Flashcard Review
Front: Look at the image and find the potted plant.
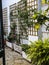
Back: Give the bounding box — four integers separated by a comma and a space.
21, 44, 31, 61
21, 39, 49, 65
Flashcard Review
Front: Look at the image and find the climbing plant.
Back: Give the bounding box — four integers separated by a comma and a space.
42, 0, 47, 4
42, 0, 49, 4
18, 0, 29, 39
9, 7, 21, 44
8, 22, 16, 42
8, 22, 17, 50
32, 7, 49, 30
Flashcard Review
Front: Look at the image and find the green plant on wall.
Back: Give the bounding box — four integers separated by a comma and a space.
42, 0, 47, 4
31, 8, 49, 39
10, 11, 13, 21
42, 0, 49, 4
18, 0, 29, 39
32, 9, 49, 30
10, 10, 18, 21
8, 22, 16, 42
8, 22, 17, 50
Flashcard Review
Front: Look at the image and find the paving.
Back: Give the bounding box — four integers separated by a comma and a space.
0, 47, 31, 65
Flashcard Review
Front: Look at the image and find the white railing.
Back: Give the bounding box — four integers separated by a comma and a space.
6, 41, 22, 54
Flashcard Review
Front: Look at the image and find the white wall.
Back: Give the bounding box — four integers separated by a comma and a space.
42, 4, 49, 40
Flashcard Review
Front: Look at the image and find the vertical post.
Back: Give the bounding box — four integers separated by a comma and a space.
8, 6, 10, 35
3, 52, 5, 65
0, 0, 5, 65
38, 0, 42, 40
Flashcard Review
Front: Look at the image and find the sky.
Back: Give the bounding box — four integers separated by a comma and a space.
2, 0, 20, 8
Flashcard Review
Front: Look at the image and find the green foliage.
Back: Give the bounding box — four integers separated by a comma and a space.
42, 0, 47, 4
8, 32, 17, 42
18, 0, 29, 39
21, 39, 49, 65
10, 11, 13, 21
42, 0, 49, 4
21, 44, 30, 53
10, 11, 18, 21
32, 9, 49, 29
10, 22, 16, 31
46, 24, 49, 31
32, 11, 49, 24
8, 22, 16, 42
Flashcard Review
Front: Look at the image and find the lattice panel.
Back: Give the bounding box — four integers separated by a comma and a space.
27, 0, 38, 36
18, 0, 38, 39
18, 0, 28, 39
